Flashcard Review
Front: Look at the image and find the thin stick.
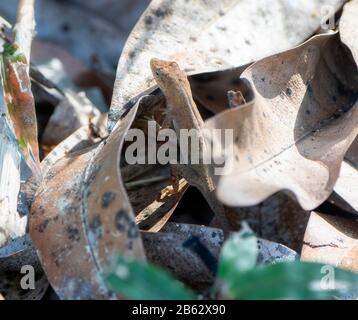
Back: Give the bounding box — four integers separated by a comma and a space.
125, 175, 170, 189
0, 0, 37, 247
15, 0, 35, 65
10, 0, 41, 178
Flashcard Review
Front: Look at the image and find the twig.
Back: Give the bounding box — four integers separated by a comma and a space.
125, 175, 170, 189
15, 0, 35, 66
0, 81, 24, 247
3, 0, 42, 178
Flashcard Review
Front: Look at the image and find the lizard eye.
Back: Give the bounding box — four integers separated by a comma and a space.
155, 71, 159, 76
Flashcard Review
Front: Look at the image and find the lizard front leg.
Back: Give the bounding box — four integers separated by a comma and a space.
157, 165, 181, 199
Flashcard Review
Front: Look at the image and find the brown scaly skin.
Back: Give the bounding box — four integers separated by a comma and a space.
150, 58, 230, 230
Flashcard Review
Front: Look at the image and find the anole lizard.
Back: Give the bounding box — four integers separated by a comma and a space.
150, 58, 229, 230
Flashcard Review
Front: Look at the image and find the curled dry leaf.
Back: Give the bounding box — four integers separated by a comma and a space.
205, 33, 358, 210
190, 51, 357, 215
108, 0, 345, 128
21, 124, 106, 227
31, 144, 110, 299
301, 212, 358, 273
30, 100, 146, 298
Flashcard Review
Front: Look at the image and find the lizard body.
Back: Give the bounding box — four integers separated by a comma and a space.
150, 58, 229, 230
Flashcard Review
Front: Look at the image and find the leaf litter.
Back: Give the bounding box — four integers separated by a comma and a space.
0, 0, 357, 300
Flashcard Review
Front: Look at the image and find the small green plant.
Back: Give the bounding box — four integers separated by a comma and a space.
2, 43, 26, 63
104, 255, 195, 300
217, 223, 358, 299
103, 223, 358, 300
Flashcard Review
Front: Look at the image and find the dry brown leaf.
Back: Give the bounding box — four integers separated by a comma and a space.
31, 144, 110, 299
205, 33, 358, 210
301, 212, 358, 273
30, 98, 148, 299
226, 193, 310, 252
108, 0, 345, 128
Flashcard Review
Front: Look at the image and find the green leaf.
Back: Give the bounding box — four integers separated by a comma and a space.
217, 223, 358, 300
218, 222, 258, 281
223, 261, 358, 300
2, 43, 26, 63
3, 43, 17, 56
103, 255, 195, 300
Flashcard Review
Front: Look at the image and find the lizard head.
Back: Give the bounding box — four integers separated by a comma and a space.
150, 58, 189, 95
